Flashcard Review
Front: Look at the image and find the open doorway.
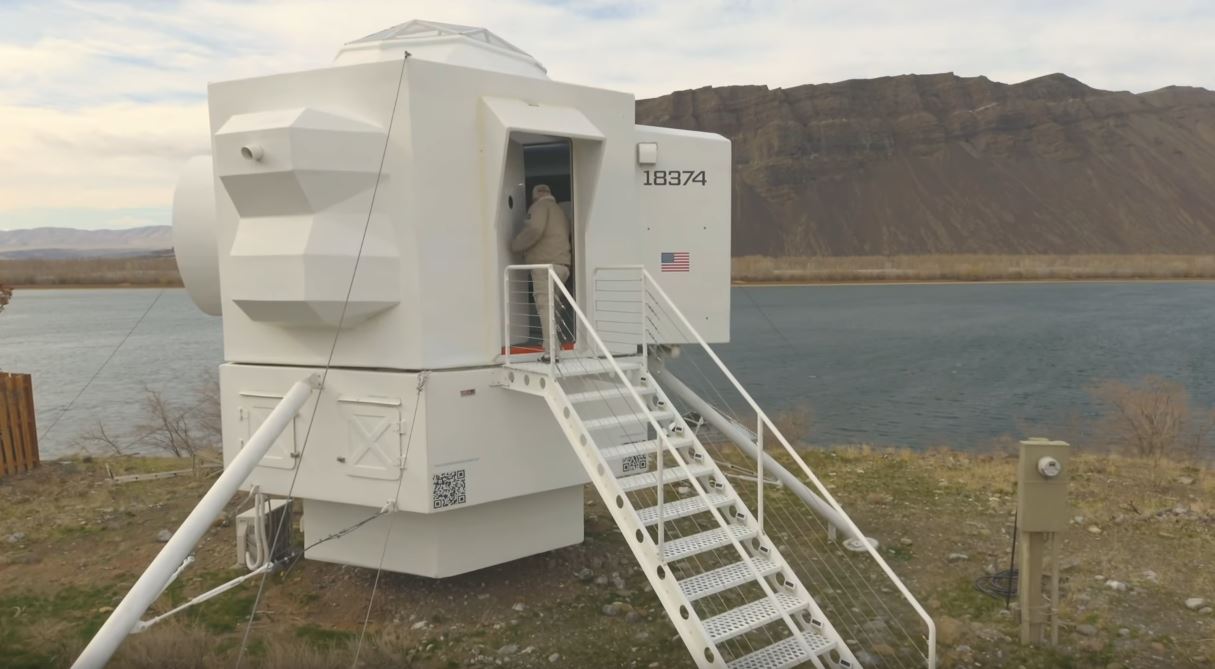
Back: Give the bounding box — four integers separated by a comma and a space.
521, 139, 575, 350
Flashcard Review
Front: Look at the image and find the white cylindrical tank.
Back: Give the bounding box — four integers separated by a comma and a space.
171, 155, 221, 315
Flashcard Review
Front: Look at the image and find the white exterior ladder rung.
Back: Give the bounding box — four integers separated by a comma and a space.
728, 630, 837, 669
565, 385, 657, 404
660, 524, 755, 563
703, 591, 809, 645
599, 437, 691, 461
678, 555, 782, 602
619, 462, 715, 493
636, 492, 733, 526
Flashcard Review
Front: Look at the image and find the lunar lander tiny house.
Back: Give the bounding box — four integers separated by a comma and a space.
78, 21, 934, 668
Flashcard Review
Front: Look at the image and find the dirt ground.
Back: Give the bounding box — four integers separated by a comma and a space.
0, 448, 1211, 668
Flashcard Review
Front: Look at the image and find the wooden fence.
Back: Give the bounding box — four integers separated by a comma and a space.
0, 372, 39, 476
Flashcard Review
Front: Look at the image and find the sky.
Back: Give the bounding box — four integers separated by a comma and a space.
2, 0, 1214, 231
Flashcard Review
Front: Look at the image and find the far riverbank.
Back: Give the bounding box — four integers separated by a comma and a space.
4, 253, 1215, 289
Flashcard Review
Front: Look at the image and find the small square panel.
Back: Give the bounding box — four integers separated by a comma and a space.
637, 142, 658, 165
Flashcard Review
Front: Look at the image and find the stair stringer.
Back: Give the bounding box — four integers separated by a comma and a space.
522, 373, 726, 667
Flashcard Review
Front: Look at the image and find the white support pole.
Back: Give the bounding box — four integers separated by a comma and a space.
73, 375, 319, 669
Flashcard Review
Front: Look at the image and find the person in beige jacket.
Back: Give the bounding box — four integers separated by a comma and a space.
512, 184, 571, 360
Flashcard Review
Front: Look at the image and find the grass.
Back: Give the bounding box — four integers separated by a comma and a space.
733, 254, 1215, 283
0, 449, 1210, 667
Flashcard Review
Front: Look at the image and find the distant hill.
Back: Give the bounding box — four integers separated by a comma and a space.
0, 226, 172, 259
636, 73, 1215, 256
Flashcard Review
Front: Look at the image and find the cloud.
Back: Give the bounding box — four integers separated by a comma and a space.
2, 0, 1214, 229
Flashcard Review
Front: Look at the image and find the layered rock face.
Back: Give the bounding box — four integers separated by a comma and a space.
636, 73, 1215, 256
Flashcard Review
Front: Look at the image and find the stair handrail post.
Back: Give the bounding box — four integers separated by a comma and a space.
552, 268, 816, 664
638, 268, 937, 668
756, 414, 764, 533
639, 270, 648, 370
73, 374, 320, 669
503, 266, 512, 366
546, 265, 556, 375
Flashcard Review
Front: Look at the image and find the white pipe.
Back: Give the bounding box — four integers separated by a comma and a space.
656, 368, 862, 542
73, 375, 319, 669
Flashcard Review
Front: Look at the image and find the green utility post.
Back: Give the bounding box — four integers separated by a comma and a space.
1016, 438, 1071, 645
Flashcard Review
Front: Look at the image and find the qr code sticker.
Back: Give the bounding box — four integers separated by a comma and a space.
432, 469, 467, 509
620, 454, 649, 474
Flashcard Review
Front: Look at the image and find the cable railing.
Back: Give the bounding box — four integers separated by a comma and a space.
503, 264, 828, 666
593, 265, 937, 668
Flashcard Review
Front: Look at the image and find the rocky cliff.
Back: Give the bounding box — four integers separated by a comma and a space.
636, 73, 1215, 256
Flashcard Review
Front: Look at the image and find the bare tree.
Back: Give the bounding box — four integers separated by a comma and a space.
0, 284, 11, 314
74, 421, 133, 456
138, 386, 204, 458
192, 372, 222, 448
1092, 376, 1207, 466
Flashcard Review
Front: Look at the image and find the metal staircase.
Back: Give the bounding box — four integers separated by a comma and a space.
501, 264, 935, 669
502, 356, 848, 668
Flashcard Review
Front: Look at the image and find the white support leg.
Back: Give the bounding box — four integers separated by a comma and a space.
72, 375, 319, 669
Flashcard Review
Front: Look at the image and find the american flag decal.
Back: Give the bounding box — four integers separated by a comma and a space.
660, 251, 690, 272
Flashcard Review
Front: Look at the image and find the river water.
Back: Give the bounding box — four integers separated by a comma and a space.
1, 283, 1211, 458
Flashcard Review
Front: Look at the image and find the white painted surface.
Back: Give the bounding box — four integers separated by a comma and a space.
170, 19, 732, 576
303, 486, 583, 577
221, 364, 586, 513
637, 126, 732, 343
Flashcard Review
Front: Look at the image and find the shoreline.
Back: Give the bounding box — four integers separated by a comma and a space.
8, 283, 182, 290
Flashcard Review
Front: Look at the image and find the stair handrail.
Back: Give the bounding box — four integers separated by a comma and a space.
506, 263, 819, 666
598, 264, 937, 668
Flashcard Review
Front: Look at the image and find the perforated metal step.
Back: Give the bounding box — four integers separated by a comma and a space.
580, 409, 674, 432
636, 492, 733, 526
678, 555, 781, 601
565, 385, 657, 404
506, 357, 643, 378
599, 436, 692, 461
728, 630, 836, 669
660, 524, 755, 563
703, 591, 809, 644
619, 462, 714, 492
